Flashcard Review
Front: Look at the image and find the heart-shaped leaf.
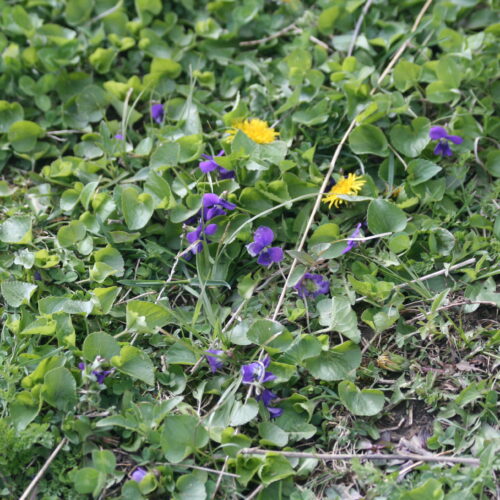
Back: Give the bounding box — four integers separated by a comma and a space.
367, 199, 407, 234
57, 220, 86, 248
1, 281, 37, 308
390, 117, 430, 157
338, 380, 385, 416
349, 124, 389, 157
160, 415, 209, 463
111, 345, 155, 385
303, 341, 361, 381
121, 187, 154, 230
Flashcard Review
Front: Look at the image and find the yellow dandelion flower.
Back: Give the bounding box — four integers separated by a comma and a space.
322, 173, 366, 208
227, 119, 278, 144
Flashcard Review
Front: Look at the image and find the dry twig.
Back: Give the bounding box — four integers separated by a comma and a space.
347, 0, 375, 57
19, 438, 68, 500
239, 448, 480, 466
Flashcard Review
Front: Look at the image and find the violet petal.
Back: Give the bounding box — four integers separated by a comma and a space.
429, 126, 448, 140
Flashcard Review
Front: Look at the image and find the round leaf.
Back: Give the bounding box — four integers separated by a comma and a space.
8, 120, 44, 153
160, 415, 209, 463
0, 216, 32, 244
338, 380, 385, 416
390, 118, 430, 158
83, 332, 121, 361
367, 199, 407, 234
1, 281, 37, 308
349, 124, 388, 157
0, 101, 24, 133
41, 366, 77, 411
303, 341, 361, 381
122, 188, 154, 230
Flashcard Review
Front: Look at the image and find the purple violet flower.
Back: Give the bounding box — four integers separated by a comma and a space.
186, 223, 218, 254
183, 194, 236, 258
92, 370, 112, 385
341, 222, 363, 255
258, 389, 283, 418
202, 193, 236, 221
246, 226, 284, 267
205, 349, 224, 373
294, 273, 330, 299
115, 133, 124, 140
131, 467, 147, 482
151, 103, 164, 124
429, 126, 463, 157
78, 362, 112, 384
199, 151, 236, 179
241, 355, 276, 384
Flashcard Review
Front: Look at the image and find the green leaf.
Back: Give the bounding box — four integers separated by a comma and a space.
92, 286, 121, 314
10, 390, 41, 431
349, 124, 389, 157
485, 150, 500, 178
338, 380, 385, 416
1, 281, 37, 308
361, 306, 400, 333
303, 341, 361, 381
126, 300, 172, 333
89, 48, 116, 74
318, 6, 341, 35
65, 0, 94, 25
229, 399, 259, 426
38, 296, 93, 316
0, 101, 24, 132
282, 335, 322, 364
161, 415, 209, 463
235, 456, 262, 487
308, 223, 340, 247
83, 332, 121, 361
57, 220, 86, 248
41, 367, 77, 411
0, 216, 32, 244
8, 120, 44, 153
150, 142, 180, 168
246, 319, 285, 345
426, 81, 456, 104
73, 468, 106, 496
174, 473, 207, 500
317, 297, 361, 343
390, 118, 430, 158
165, 343, 198, 365
393, 60, 422, 92
122, 187, 155, 230
0, 181, 17, 197
258, 453, 295, 485
150, 58, 182, 79
407, 159, 442, 186
21, 317, 57, 335
258, 422, 288, 447
177, 134, 203, 163
111, 345, 155, 385
367, 199, 407, 234
90, 246, 124, 282
436, 56, 462, 88
429, 228, 455, 256
400, 478, 444, 500
144, 171, 174, 209
92, 450, 116, 474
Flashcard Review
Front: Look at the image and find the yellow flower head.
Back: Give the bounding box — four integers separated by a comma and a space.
322, 173, 366, 208
227, 119, 278, 144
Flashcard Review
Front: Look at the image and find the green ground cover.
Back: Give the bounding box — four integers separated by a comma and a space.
0, 0, 499, 498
